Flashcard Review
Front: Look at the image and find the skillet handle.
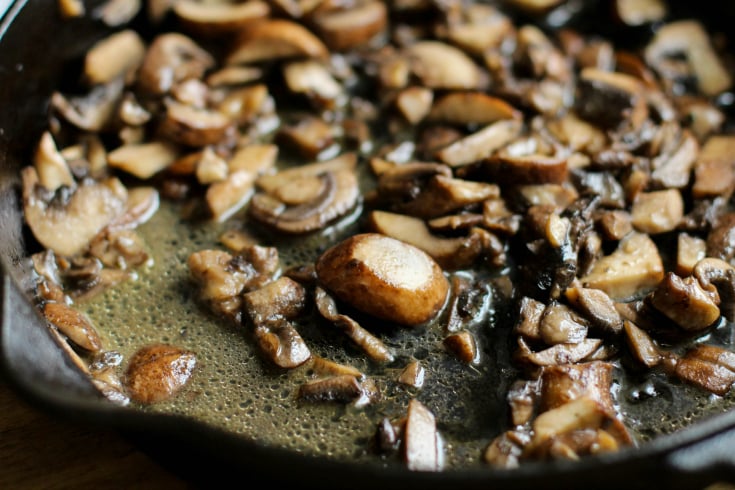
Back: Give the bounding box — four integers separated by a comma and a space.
665, 426, 735, 486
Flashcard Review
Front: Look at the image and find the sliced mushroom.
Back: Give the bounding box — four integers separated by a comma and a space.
51, 77, 124, 132
93, 0, 141, 27
515, 337, 602, 367
648, 272, 721, 331
124, 343, 197, 404
539, 361, 615, 413
539, 302, 589, 345
276, 115, 337, 160
226, 19, 329, 65
443, 330, 479, 364
206, 170, 257, 222
565, 286, 623, 335
298, 374, 369, 403
137, 33, 215, 96
315, 233, 449, 327
623, 320, 663, 368
580, 231, 664, 301
22, 168, 127, 257
403, 399, 442, 471
436, 119, 523, 167
173, 0, 270, 36
84, 29, 146, 85
676, 233, 707, 277
388, 175, 500, 219
398, 360, 425, 388
692, 135, 735, 199
107, 141, 180, 179
693, 258, 735, 322
310, 1, 388, 52
575, 68, 647, 131
34, 131, 74, 192
158, 98, 234, 148
630, 189, 684, 235
674, 349, 735, 396
43, 302, 103, 353
282, 60, 344, 109
614, 0, 667, 26
404, 40, 484, 90
395, 86, 433, 125
368, 210, 485, 270
427, 92, 521, 126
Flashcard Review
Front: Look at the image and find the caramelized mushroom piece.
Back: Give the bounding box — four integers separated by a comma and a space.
404, 40, 484, 90
443, 330, 479, 365
427, 92, 521, 126
173, 0, 270, 36
648, 272, 721, 331
675, 347, 735, 396
124, 344, 197, 404
310, 0, 388, 52
298, 374, 377, 404
226, 19, 329, 65
623, 320, 663, 368
398, 360, 425, 388
692, 135, 735, 199
107, 141, 180, 179
43, 302, 103, 353
315, 233, 449, 326
137, 33, 215, 96
565, 286, 623, 335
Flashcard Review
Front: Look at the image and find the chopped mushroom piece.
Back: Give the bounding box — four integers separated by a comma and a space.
173, 0, 270, 37
124, 344, 197, 404
436, 119, 523, 168
539, 302, 589, 345
298, 374, 371, 404
443, 330, 479, 365
403, 399, 443, 472
83, 29, 146, 85
427, 92, 520, 126
395, 86, 433, 125
206, 170, 257, 222
565, 286, 623, 335
676, 233, 707, 277
51, 78, 124, 132
137, 33, 214, 96
648, 272, 721, 331
34, 131, 74, 192
404, 40, 484, 90
575, 68, 647, 131
615, 0, 667, 26
108, 141, 180, 179
226, 19, 329, 65
692, 135, 735, 199
623, 320, 663, 368
43, 302, 103, 353
539, 362, 616, 413
310, 1, 388, 52
516, 337, 602, 367
398, 360, 425, 388
693, 258, 735, 322
674, 350, 735, 396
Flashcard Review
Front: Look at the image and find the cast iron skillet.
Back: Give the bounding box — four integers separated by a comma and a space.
3, 1, 735, 488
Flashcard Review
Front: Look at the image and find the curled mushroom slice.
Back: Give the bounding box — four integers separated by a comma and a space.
368, 210, 486, 271
311, 0, 388, 52
22, 168, 127, 257
43, 302, 103, 353
124, 343, 197, 404
630, 189, 684, 235
84, 29, 146, 85
443, 330, 479, 365
173, 0, 270, 37
315, 286, 394, 363
404, 40, 484, 90
226, 19, 329, 65
249, 157, 360, 234
137, 33, 215, 96
315, 233, 449, 327
388, 175, 500, 219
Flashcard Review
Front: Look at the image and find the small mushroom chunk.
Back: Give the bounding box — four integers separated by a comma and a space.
436, 119, 523, 168
565, 286, 623, 335
648, 272, 721, 331
707, 213, 735, 265
277, 115, 337, 160
309, 356, 364, 379
310, 1, 388, 52
34, 131, 74, 192
242, 277, 311, 369
615, 0, 667, 26
623, 320, 663, 368
226, 19, 329, 65
516, 337, 602, 367
398, 360, 425, 388
395, 86, 433, 125
692, 135, 735, 200
43, 302, 103, 353
158, 99, 234, 148
282, 60, 344, 110
508, 379, 539, 426
404, 40, 484, 90
580, 232, 664, 301
51, 78, 124, 132
22, 168, 127, 257
539, 303, 589, 345
514, 296, 546, 341
137, 33, 215, 96
574, 68, 647, 131
539, 362, 615, 413
427, 92, 520, 126
368, 210, 485, 270
595, 210, 632, 242
676, 233, 707, 276
443, 330, 479, 364
478, 154, 568, 187
484, 430, 526, 469
108, 141, 180, 179
298, 374, 370, 404
93, 0, 142, 27
674, 347, 735, 396
314, 286, 394, 363
173, 0, 270, 37
84, 29, 146, 85
315, 233, 449, 327
650, 131, 699, 190
403, 399, 442, 472
124, 343, 197, 404
693, 258, 735, 322
388, 175, 500, 219
249, 154, 360, 234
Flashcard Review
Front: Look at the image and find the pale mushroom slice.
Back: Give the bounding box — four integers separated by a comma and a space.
34, 131, 74, 192
206, 170, 257, 222
22, 167, 127, 257
645, 20, 732, 96
580, 231, 665, 301
310, 0, 388, 52
282, 60, 344, 109
255, 152, 356, 194
394, 86, 433, 125
368, 210, 486, 271
51, 77, 125, 132
403, 399, 443, 472
439, 3, 513, 56
427, 92, 521, 126
107, 141, 180, 179
93, 0, 142, 27
436, 119, 523, 167
404, 40, 484, 90
692, 135, 735, 199
173, 0, 271, 36
614, 0, 666, 26
84, 29, 146, 85
630, 189, 684, 235
137, 33, 215, 96
226, 19, 329, 65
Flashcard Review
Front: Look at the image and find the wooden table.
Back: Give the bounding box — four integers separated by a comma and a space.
0, 376, 190, 489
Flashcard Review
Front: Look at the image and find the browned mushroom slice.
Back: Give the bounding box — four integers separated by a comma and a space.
648, 272, 721, 331
368, 210, 485, 270
676, 233, 707, 277
398, 360, 425, 388
84, 29, 145, 86
314, 286, 394, 363
404, 40, 484, 90
59, 0, 84, 18
173, 0, 270, 36
315, 233, 449, 327
565, 286, 623, 335
644, 20, 732, 96
693, 258, 735, 322
623, 320, 663, 368
226, 19, 329, 65
649, 131, 699, 190
395, 86, 433, 125
88, 228, 149, 270
93, 0, 141, 27
403, 399, 442, 472
311, 1, 388, 52
51, 77, 124, 132
443, 330, 479, 364
528, 396, 615, 452
427, 92, 520, 126
158, 99, 234, 148
575, 68, 647, 131
206, 65, 264, 88
516, 337, 602, 367
539, 361, 615, 413
195, 147, 229, 184
89, 350, 129, 405
507, 378, 539, 426
391, 175, 500, 219
309, 356, 364, 378
108, 141, 180, 179
580, 231, 664, 301
282, 60, 344, 110
674, 349, 735, 396
34, 131, 74, 192
137, 33, 215, 96
124, 343, 197, 404
539, 302, 589, 345
256, 152, 356, 193
298, 374, 368, 403
436, 119, 523, 168
277, 115, 338, 160
43, 302, 103, 353
545, 113, 607, 155
595, 210, 632, 242
614, 0, 666, 25
440, 3, 512, 55
692, 135, 735, 199
514, 296, 545, 341
480, 154, 568, 186
206, 170, 257, 222
22, 168, 127, 257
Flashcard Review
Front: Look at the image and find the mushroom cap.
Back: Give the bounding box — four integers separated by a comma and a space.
315, 233, 449, 327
